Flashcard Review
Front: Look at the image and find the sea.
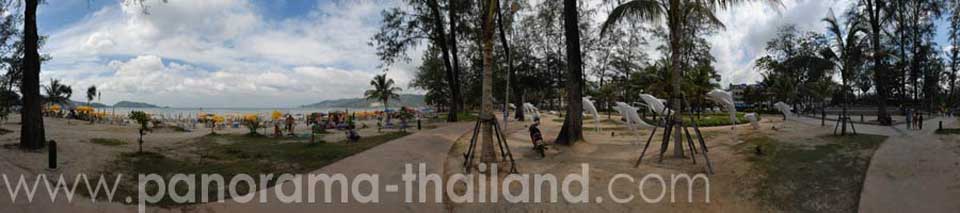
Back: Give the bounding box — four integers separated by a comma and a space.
95, 107, 382, 119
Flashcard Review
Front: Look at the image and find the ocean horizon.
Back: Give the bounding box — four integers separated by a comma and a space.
90, 107, 386, 118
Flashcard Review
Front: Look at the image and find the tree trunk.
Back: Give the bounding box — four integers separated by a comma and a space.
480, 0, 498, 164
447, 0, 464, 122
20, 0, 44, 150
555, 0, 583, 145
495, 0, 523, 122
667, 2, 683, 157
869, 2, 891, 125
427, 0, 460, 122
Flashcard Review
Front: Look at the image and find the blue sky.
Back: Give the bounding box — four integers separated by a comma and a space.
38, 0, 415, 108
30, 0, 956, 108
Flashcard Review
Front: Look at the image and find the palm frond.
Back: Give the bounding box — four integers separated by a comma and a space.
600, 0, 663, 38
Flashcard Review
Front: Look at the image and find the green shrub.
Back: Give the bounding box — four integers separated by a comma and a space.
90, 138, 128, 146
129, 111, 151, 153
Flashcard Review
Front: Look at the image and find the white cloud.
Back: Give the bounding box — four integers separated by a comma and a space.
43, 0, 417, 107
44, 0, 858, 107
709, 0, 855, 86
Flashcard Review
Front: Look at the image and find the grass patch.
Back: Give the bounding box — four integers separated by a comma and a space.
86, 131, 411, 207
738, 134, 886, 212
90, 138, 128, 146
437, 111, 479, 122
935, 128, 960, 135
685, 113, 754, 127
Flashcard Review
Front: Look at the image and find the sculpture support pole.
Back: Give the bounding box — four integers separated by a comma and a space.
729, 105, 737, 143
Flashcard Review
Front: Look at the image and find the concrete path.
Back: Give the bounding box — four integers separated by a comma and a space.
857, 116, 960, 213
790, 115, 960, 212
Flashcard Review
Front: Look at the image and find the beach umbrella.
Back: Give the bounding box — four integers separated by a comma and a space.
271, 110, 283, 121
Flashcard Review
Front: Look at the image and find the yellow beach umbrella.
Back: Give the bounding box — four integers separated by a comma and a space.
271, 110, 282, 120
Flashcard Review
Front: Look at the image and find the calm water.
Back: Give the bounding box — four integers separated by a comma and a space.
94, 107, 382, 118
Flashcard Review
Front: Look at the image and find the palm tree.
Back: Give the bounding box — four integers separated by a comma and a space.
86, 85, 98, 123
601, 0, 779, 156
365, 74, 402, 115
86, 85, 97, 106
478, 0, 499, 163
43, 79, 72, 108
822, 9, 865, 135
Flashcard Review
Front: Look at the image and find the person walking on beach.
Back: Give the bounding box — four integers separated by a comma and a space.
273, 120, 282, 137
906, 108, 913, 130
918, 112, 923, 130
285, 114, 296, 136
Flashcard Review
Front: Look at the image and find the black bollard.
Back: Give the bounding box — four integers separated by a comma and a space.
939, 121, 943, 131
860, 114, 864, 122
417, 119, 422, 130
821, 112, 825, 126
48, 140, 57, 170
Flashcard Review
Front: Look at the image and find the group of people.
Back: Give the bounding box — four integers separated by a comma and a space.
905, 109, 924, 130
273, 114, 297, 137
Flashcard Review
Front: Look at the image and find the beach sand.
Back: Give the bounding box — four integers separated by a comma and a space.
443, 113, 840, 212
0, 113, 421, 195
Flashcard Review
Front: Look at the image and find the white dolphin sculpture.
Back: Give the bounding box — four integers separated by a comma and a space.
614, 102, 655, 145
706, 89, 742, 143
583, 97, 600, 132
523, 103, 541, 120
639, 94, 673, 115
706, 89, 738, 126
745, 113, 760, 129
774, 102, 793, 118
615, 102, 655, 129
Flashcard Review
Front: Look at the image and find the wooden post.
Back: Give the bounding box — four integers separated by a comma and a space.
48, 140, 57, 170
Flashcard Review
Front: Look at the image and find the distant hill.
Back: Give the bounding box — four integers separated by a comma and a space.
301, 94, 425, 108
113, 101, 161, 108
67, 100, 109, 108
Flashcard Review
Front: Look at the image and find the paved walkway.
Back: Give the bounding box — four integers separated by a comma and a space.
795, 115, 960, 212
857, 116, 960, 213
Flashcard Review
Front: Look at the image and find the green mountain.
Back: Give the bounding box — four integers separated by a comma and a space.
301, 94, 425, 108
113, 101, 161, 108
67, 100, 109, 108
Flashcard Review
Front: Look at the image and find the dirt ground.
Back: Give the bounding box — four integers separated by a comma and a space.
443, 113, 854, 212
0, 113, 420, 190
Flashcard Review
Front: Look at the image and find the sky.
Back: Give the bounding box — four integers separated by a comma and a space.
34, 0, 952, 108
